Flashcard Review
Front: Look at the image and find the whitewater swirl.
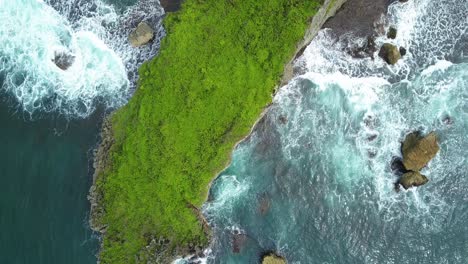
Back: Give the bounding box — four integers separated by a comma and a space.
0, 0, 164, 118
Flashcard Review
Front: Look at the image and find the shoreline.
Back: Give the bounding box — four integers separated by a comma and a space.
88, 0, 349, 262
204, 0, 347, 202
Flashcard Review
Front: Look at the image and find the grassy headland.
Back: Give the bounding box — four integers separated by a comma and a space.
93, 0, 323, 262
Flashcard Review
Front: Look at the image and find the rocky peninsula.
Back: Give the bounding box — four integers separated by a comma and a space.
89, 0, 348, 263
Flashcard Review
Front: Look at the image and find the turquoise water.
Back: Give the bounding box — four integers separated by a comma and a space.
203, 0, 468, 263
0, 0, 163, 262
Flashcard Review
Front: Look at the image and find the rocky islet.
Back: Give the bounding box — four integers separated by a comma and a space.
395, 131, 440, 190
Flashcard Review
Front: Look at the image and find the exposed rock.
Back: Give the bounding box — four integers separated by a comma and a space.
399, 0, 409, 2
262, 253, 286, 264
129, 22, 154, 47
281, 0, 348, 85
399, 46, 407, 56
160, 0, 182, 12
387, 27, 397, 39
402, 132, 440, 171
398, 171, 429, 189
323, 0, 390, 39
378, 43, 401, 64
52, 50, 75, 70
349, 36, 378, 59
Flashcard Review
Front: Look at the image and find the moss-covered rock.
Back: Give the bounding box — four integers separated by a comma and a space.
378, 43, 401, 64
402, 132, 440, 171
387, 27, 397, 39
262, 253, 286, 264
398, 171, 429, 189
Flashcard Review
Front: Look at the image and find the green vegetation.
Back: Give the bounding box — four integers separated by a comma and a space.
95, 0, 322, 262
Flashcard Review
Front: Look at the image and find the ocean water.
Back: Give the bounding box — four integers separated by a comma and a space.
202, 0, 468, 263
0, 0, 164, 263
0, 0, 164, 117
0, 100, 100, 264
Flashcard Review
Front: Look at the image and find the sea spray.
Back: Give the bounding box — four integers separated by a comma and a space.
203, 0, 468, 263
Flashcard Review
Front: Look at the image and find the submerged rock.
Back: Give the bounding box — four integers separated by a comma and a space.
398, 171, 429, 189
129, 22, 154, 47
52, 50, 75, 70
379, 43, 401, 64
402, 132, 440, 171
258, 193, 271, 215
387, 27, 397, 39
231, 232, 247, 253
262, 253, 286, 264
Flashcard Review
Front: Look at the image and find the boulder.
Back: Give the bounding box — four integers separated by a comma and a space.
129, 22, 154, 47
402, 132, 440, 171
262, 253, 286, 264
52, 50, 75, 70
387, 27, 397, 39
398, 171, 429, 189
399, 47, 407, 56
258, 193, 271, 215
379, 43, 401, 64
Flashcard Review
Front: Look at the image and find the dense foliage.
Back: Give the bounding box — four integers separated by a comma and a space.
96, 0, 322, 262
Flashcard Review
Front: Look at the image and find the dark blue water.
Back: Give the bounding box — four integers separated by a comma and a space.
0, 0, 164, 262
0, 97, 100, 263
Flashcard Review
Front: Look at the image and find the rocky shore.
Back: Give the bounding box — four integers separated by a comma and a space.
218, 0, 411, 261
88, 0, 352, 262
90, 0, 421, 261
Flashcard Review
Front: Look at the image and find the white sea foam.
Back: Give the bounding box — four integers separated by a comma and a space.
0, 0, 164, 117
201, 0, 467, 261
275, 0, 468, 228
203, 174, 251, 221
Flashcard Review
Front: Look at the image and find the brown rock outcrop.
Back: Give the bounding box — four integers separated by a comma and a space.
379, 43, 401, 64
398, 171, 429, 189
402, 132, 440, 171
129, 22, 154, 47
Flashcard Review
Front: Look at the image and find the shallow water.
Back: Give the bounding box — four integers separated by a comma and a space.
203, 0, 468, 263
